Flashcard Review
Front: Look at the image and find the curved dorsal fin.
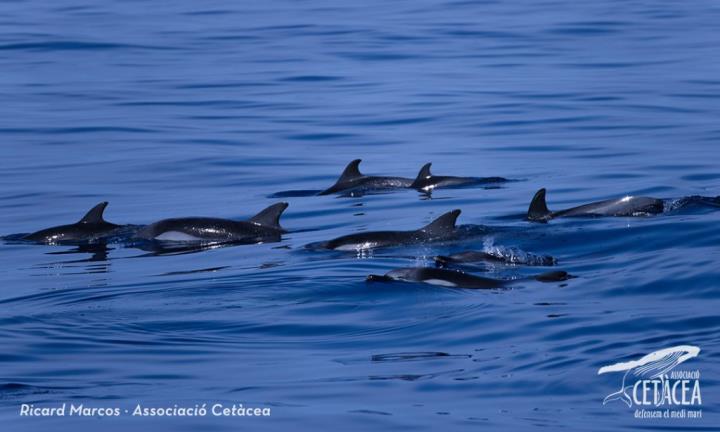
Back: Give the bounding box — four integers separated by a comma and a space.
249, 202, 289, 229
410, 162, 433, 189
79, 202, 109, 224
419, 209, 461, 235
417, 162, 432, 179
338, 159, 363, 182
527, 188, 551, 221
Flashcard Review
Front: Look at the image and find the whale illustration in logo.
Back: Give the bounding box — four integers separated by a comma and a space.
598, 345, 700, 407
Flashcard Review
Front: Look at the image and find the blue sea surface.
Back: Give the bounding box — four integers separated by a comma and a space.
1, 1, 719, 430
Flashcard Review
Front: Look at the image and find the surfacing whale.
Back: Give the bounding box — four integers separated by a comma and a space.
135, 202, 288, 243
367, 267, 570, 289
319, 159, 413, 196
410, 163, 508, 191
316, 209, 462, 251
527, 188, 665, 222
22, 201, 122, 244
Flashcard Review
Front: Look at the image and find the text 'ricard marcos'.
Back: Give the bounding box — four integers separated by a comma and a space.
20, 404, 121, 417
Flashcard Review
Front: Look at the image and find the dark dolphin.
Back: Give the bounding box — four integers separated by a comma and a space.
135, 202, 288, 243
367, 267, 570, 289
434, 249, 557, 267
410, 163, 508, 191
22, 201, 122, 244
318, 159, 413, 195
317, 209, 462, 251
527, 188, 665, 222
668, 195, 720, 210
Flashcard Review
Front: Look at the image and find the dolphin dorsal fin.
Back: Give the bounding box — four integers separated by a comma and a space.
527, 188, 551, 221
419, 209, 461, 235
79, 202, 109, 224
411, 162, 433, 188
417, 162, 432, 179
319, 159, 364, 195
338, 159, 363, 182
249, 202, 289, 229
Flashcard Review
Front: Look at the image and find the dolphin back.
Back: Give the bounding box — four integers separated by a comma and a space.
533, 271, 570, 282
21, 201, 118, 243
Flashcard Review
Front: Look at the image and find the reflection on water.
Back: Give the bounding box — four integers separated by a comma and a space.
44, 243, 111, 263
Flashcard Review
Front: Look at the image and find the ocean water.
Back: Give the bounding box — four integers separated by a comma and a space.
1, 1, 719, 430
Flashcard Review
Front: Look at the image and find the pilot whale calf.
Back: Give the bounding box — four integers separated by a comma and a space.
410, 163, 508, 191
135, 202, 288, 243
367, 267, 570, 289
22, 201, 122, 244
527, 188, 665, 222
317, 209, 462, 251
318, 159, 413, 195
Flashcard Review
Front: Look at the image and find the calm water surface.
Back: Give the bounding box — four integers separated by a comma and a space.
1, 1, 719, 430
